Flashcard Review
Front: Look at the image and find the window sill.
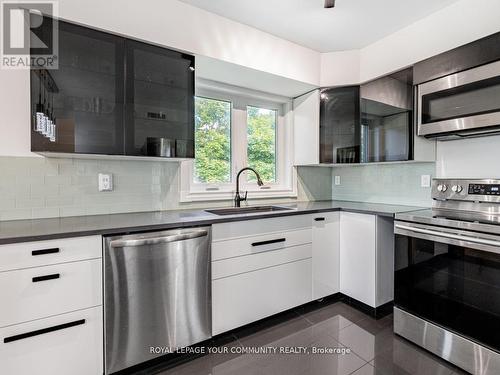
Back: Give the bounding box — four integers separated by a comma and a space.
179, 188, 297, 203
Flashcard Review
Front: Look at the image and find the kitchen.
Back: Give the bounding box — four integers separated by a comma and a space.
0, 0, 500, 374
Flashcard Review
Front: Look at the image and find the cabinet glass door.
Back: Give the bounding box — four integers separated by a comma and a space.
360, 68, 413, 162
31, 19, 125, 154
125, 41, 195, 158
319, 86, 360, 164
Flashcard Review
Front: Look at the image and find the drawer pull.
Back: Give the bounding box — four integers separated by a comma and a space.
251, 238, 286, 247
314, 217, 325, 221
32, 273, 60, 283
3, 319, 86, 343
32, 248, 60, 256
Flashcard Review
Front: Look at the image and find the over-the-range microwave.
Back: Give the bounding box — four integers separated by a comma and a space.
417, 59, 500, 140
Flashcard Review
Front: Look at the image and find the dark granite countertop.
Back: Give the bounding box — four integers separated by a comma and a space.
0, 200, 428, 245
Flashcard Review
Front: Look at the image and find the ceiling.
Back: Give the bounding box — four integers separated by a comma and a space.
179, 0, 460, 52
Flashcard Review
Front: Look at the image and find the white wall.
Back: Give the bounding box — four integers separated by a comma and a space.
436, 136, 500, 178
359, 0, 500, 82
320, 0, 500, 86
0, 70, 31, 157
320, 50, 360, 87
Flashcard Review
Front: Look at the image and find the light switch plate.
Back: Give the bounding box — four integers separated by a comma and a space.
334, 175, 341, 185
98, 173, 113, 192
421, 175, 431, 188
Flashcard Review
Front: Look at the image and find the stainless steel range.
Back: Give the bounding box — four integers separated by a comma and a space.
394, 178, 500, 375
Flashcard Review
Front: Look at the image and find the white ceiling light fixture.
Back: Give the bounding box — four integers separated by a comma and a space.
324, 0, 336, 8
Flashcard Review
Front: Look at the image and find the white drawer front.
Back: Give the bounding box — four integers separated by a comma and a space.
0, 236, 102, 272
212, 228, 312, 261
212, 258, 312, 335
0, 259, 102, 328
212, 214, 312, 241
212, 243, 312, 280
0, 306, 103, 375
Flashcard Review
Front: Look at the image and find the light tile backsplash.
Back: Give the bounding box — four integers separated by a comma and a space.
331, 162, 435, 207
296, 166, 333, 201
0, 157, 331, 221
0, 156, 433, 221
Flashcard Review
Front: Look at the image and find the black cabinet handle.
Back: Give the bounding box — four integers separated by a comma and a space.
32, 248, 59, 256
314, 217, 326, 221
4, 319, 86, 343
251, 238, 286, 247
32, 273, 60, 283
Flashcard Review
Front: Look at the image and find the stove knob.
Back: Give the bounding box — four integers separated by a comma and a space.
437, 184, 448, 192
452, 185, 463, 193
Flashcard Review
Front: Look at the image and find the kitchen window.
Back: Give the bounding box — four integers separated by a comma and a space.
180, 81, 295, 202
193, 97, 232, 184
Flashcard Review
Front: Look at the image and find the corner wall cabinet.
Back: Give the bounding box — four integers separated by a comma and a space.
30, 16, 194, 159
293, 67, 436, 165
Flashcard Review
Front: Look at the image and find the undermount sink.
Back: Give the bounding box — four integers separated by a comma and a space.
205, 205, 292, 216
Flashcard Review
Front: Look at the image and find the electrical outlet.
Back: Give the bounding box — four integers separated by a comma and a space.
334, 175, 341, 185
98, 173, 113, 192
421, 175, 431, 188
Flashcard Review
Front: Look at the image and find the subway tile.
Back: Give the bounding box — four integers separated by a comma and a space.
0, 198, 15, 210
32, 207, 60, 219
0, 208, 32, 221
59, 206, 87, 217
45, 195, 74, 207
45, 175, 72, 186
15, 197, 44, 209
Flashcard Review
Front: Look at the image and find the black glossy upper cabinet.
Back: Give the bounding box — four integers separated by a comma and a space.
31, 20, 125, 155
319, 86, 360, 163
31, 18, 195, 158
319, 68, 413, 164
125, 41, 195, 157
360, 68, 413, 162
414, 31, 500, 85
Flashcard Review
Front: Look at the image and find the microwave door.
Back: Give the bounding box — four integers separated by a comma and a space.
417, 60, 500, 137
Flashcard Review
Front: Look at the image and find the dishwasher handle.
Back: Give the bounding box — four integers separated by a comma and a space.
109, 230, 208, 248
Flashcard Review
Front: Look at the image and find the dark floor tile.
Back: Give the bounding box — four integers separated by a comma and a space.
298, 301, 368, 326
351, 363, 385, 375
371, 337, 454, 375
331, 322, 392, 362
236, 313, 312, 348
353, 314, 393, 335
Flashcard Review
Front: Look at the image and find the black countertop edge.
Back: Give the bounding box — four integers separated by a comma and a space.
0, 201, 428, 245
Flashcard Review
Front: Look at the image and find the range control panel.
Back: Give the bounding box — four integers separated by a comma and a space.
432, 178, 500, 202
469, 184, 500, 195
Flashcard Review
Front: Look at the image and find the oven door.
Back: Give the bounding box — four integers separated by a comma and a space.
394, 221, 500, 352
417, 60, 500, 138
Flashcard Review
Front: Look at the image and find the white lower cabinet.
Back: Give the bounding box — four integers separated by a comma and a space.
212, 259, 312, 335
0, 306, 103, 375
339, 212, 394, 308
312, 212, 340, 300
0, 259, 102, 327
211, 217, 313, 335
0, 236, 103, 375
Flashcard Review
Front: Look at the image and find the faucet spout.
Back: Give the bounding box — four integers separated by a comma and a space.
234, 167, 264, 207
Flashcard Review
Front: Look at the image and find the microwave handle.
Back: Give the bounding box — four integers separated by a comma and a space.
395, 224, 500, 248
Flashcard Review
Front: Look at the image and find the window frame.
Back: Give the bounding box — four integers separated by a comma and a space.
179, 80, 296, 202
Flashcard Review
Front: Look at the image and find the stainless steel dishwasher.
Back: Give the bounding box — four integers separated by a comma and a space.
103, 227, 211, 374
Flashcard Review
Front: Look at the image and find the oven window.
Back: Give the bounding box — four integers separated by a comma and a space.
395, 234, 500, 351
421, 75, 500, 124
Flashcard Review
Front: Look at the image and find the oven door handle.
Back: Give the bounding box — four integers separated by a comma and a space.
395, 224, 500, 247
